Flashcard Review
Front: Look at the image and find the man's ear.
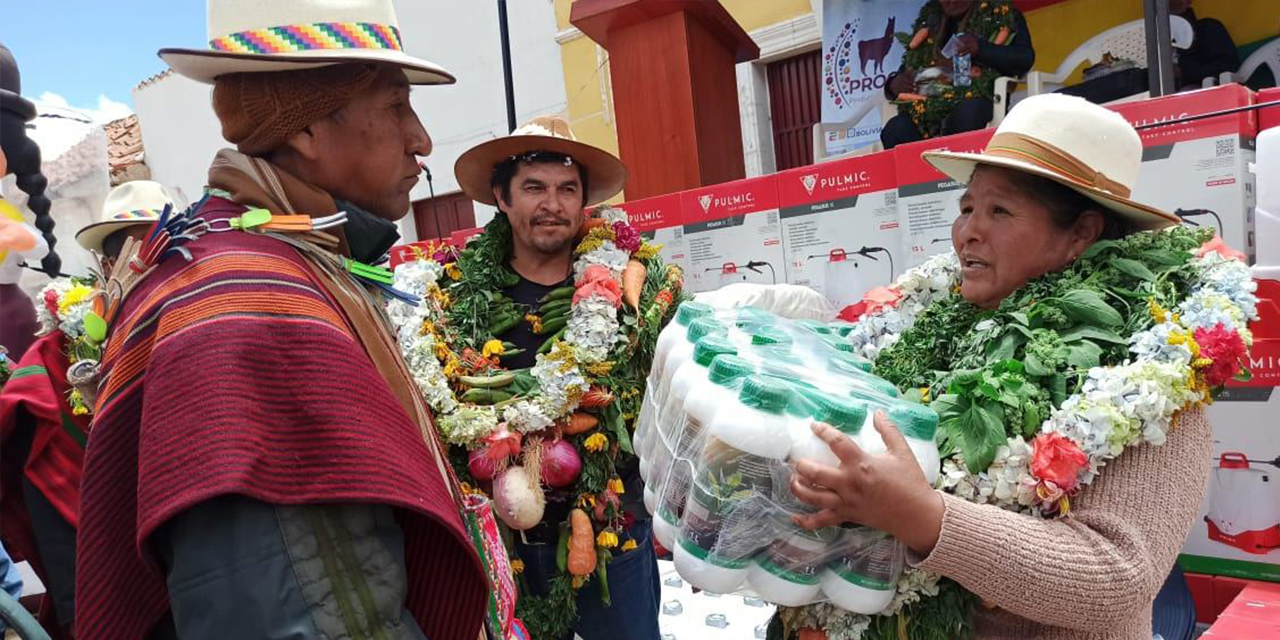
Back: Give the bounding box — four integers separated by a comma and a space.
280, 124, 322, 162
1072, 209, 1107, 254
492, 184, 506, 207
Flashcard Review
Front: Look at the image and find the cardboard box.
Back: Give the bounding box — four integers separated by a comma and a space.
1110, 84, 1259, 264
1179, 275, 1280, 583
613, 192, 689, 275
891, 129, 995, 269
1259, 88, 1280, 133
776, 152, 901, 308
679, 176, 785, 294
1203, 582, 1280, 638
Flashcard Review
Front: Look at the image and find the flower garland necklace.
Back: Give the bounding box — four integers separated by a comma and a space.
777, 226, 1257, 640
894, 0, 1016, 138
35, 277, 107, 415
388, 207, 684, 640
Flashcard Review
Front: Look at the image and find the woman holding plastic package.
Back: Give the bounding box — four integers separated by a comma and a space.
776, 94, 1256, 639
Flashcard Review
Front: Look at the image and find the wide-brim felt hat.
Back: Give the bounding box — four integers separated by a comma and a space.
922, 93, 1178, 230
455, 115, 627, 207
76, 180, 176, 253
158, 0, 455, 85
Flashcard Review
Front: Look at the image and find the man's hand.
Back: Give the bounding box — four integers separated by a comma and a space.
789, 411, 944, 555
888, 69, 917, 98
955, 33, 982, 56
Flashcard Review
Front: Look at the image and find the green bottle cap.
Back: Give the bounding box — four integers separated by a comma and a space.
829, 352, 873, 374
740, 375, 791, 415
821, 335, 855, 353
734, 306, 774, 328
828, 322, 855, 337
890, 403, 939, 440
676, 301, 714, 326
693, 334, 737, 367
709, 354, 754, 386
814, 395, 868, 435
686, 317, 725, 343
751, 326, 794, 346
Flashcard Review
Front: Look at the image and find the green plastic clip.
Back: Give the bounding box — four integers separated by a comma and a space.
344, 258, 394, 285
229, 208, 273, 230
83, 312, 108, 344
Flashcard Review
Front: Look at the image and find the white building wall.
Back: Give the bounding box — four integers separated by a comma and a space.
132, 0, 567, 240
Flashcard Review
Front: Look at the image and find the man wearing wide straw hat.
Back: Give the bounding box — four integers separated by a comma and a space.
448, 117, 663, 640
0, 180, 173, 638
74, 2, 486, 639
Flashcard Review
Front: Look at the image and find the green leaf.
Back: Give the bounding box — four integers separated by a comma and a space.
1049, 374, 1068, 405
1066, 341, 1103, 369
1023, 402, 1042, 439
1010, 312, 1030, 326
957, 401, 1007, 473
1059, 325, 1128, 345
930, 393, 964, 419
1024, 352, 1050, 376
987, 331, 1023, 361
1139, 249, 1190, 267
1080, 239, 1119, 261
978, 382, 1000, 401
1059, 289, 1123, 327
1111, 257, 1157, 281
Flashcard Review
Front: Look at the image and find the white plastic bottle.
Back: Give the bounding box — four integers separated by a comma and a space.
640, 315, 724, 481
748, 528, 836, 606
637, 301, 713, 478
889, 403, 941, 486
675, 375, 793, 593
821, 528, 903, 615
653, 353, 754, 549
789, 394, 869, 468
651, 334, 738, 544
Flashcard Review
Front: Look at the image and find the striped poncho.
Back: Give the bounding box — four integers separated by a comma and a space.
75, 197, 486, 640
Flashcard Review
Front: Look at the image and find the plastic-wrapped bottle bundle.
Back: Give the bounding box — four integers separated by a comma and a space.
637, 305, 940, 615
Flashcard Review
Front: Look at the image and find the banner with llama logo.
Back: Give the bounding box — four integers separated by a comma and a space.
820, 0, 925, 154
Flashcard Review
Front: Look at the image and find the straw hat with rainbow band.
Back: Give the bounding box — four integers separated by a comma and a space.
76, 181, 176, 254
158, 0, 454, 85
922, 93, 1180, 231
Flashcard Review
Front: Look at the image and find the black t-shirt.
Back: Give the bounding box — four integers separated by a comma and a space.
498, 273, 574, 370
499, 272, 648, 527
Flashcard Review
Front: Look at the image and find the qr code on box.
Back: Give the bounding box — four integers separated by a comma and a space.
1216, 138, 1235, 157
767, 211, 779, 224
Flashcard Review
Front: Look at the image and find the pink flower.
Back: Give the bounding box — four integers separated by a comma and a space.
1030, 433, 1088, 492
611, 221, 642, 254
484, 422, 523, 461
574, 279, 622, 308
1196, 236, 1246, 262
1194, 323, 1248, 387
42, 288, 60, 318
576, 264, 613, 286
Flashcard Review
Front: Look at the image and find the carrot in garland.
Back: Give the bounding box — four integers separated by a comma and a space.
993, 26, 1010, 45
567, 508, 597, 577
576, 216, 606, 241
562, 412, 599, 435
622, 259, 646, 310
909, 28, 929, 49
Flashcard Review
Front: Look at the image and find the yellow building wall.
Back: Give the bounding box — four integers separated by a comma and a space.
554, 0, 1278, 198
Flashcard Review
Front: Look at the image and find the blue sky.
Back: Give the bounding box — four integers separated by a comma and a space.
0, 0, 206, 119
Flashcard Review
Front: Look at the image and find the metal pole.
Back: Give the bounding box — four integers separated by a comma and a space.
497, 0, 517, 132
1143, 0, 1176, 97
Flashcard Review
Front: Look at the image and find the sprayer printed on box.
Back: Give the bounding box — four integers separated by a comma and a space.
892, 129, 994, 269
614, 192, 689, 276
1179, 279, 1280, 583
777, 152, 901, 309
1111, 85, 1259, 264
680, 177, 785, 294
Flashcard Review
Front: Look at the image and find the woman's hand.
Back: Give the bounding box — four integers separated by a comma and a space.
955, 33, 982, 56
790, 411, 945, 555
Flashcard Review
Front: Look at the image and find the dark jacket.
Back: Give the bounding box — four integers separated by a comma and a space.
1176, 9, 1239, 87
886, 5, 1036, 100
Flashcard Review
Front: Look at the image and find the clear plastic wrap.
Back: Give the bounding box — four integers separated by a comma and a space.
637, 303, 939, 613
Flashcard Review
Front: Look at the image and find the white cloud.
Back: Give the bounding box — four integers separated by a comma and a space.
36, 91, 133, 124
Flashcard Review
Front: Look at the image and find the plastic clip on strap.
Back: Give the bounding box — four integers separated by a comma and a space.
344, 258, 420, 306
225, 208, 349, 233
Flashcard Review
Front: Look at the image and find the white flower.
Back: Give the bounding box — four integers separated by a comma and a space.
598, 206, 630, 225
503, 399, 555, 434
574, 240, 629, 280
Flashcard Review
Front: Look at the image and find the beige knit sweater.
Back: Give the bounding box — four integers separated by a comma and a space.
916, 407, 1212, 640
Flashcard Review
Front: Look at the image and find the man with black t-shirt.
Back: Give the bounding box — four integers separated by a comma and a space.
453, 116, 661, 640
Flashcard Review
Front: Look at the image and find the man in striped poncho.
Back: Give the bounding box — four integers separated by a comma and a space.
73, 2, 489, 639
